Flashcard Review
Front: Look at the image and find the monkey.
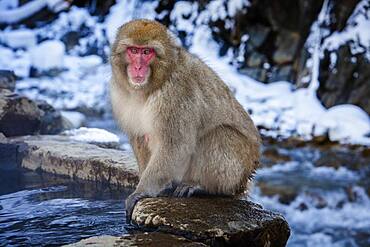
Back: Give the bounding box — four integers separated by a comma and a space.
110, 19, 261, 221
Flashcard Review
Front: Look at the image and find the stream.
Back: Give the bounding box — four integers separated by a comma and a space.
0, 117, 369, 246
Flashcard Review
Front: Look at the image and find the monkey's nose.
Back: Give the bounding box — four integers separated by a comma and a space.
134, 64, 142, 71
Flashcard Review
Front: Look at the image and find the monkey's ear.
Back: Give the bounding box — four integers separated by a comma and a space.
147, 40, 165, 58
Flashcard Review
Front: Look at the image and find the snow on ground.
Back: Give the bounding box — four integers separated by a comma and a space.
63, 127, 119, 144
16, 59, 109, 112
0, 0, 368, 146
30, 40, 66, 71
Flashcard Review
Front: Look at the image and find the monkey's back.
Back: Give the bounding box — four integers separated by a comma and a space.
169, 48, 261, 145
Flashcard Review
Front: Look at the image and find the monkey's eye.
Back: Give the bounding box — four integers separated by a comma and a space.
129, 47, 138, 54
142, 48, 152, 55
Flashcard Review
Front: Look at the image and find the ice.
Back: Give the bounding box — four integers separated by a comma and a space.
63, 127, 120, 144
0, 29, 36, 48
30, 40, 66, 71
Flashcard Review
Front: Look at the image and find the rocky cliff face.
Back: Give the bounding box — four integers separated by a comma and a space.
155, 0, 369, 115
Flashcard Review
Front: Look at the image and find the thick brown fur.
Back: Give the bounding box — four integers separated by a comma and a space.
110, 20, 261, 217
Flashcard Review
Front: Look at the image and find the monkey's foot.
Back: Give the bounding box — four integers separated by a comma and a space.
125, 192, 147, 222
173, 183, 204, 198
158, 181, 177, 196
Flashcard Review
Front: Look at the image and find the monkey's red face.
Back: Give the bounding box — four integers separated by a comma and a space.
126, 46, 156, 88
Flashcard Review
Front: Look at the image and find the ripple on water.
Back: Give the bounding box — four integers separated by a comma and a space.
0, 177, 128, 247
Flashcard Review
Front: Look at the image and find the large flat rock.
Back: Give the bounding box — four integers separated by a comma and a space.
132, 197, 290, 247
64, 232, 206, 247
9, 135, 139, 188
3, 134, 290, 246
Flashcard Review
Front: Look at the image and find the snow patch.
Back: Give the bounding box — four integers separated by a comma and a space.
63, 127, 119, 144
104, 0, 157, 44
30, 40, 66, 71
323, 0, 370, 59
60, 111, 86, 128
0, 29, 36, 48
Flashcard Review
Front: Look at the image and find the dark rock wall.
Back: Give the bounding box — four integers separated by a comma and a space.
318, 44, 370, 114
156, 0, 324, 83
155, 0, 369, 115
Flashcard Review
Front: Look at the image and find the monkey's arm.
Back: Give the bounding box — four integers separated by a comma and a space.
126, 136, 196, 220
136, 138, 196, 194
126, 104, 198, 220
130, 135, 151, 175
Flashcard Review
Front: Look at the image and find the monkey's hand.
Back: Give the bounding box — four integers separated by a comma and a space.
125, 192, 147, 222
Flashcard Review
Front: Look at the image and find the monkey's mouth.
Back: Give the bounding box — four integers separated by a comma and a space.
133, 77, 146, 84
129, 76, 148, 89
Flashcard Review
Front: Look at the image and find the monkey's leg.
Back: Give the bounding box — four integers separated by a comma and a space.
130, 135, 151, 176
184, 125, 260, 196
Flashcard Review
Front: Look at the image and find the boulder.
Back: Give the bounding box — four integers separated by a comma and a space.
36, 100, 73, 134
272, 31, 300, 65
0, 70, 16, 91
318, 44, 370, 115
132, 197, 290, 247
0, 89, 71, 137
10, 135, 139, 188
64, 232, 206, 247
0, 89, 42, 137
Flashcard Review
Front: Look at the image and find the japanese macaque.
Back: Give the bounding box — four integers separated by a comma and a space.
110, 19, 261, 220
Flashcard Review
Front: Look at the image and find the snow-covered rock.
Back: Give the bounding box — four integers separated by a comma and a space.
0, 29, 36, 48
60, 111, 86, 128
30, 40, 66, 72
63, 127, 120, 145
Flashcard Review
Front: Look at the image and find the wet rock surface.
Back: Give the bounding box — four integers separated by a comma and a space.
8, 135, 139, 188
64, 232, 206, 247
132, 197, 290, 247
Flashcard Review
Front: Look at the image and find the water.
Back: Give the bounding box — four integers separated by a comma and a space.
89, 117, 370, 247
253, 142, 370, 247
0, 170, 131, 246
1, 125, 369, 246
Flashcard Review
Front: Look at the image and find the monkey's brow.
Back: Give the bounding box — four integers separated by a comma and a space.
111, 52, 123, 56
